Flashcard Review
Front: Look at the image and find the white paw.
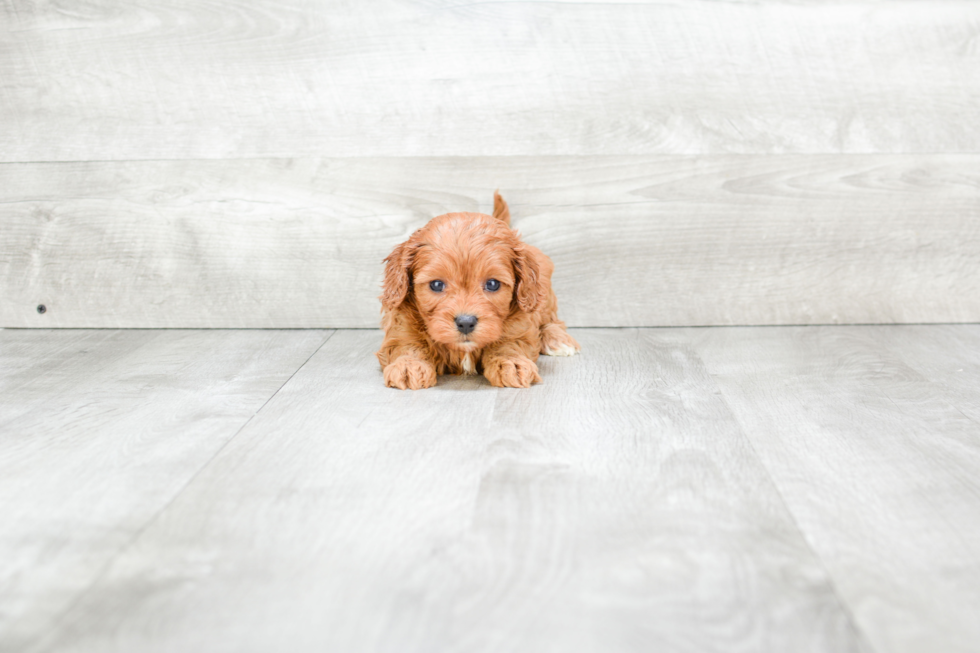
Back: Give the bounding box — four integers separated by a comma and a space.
544, 343, 578, 357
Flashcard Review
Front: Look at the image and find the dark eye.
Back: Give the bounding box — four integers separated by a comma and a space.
429, 280, 445, 292
484, 279, 501, 292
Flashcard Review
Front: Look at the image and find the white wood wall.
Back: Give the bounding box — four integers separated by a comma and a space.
2, 1, 978, 327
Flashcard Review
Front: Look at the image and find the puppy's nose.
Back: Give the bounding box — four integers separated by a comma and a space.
455, 314, 478, 335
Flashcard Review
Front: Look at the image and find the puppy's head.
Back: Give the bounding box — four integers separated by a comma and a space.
381, 211, 542, 350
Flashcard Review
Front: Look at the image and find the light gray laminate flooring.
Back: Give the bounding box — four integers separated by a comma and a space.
1, 327, 978, 653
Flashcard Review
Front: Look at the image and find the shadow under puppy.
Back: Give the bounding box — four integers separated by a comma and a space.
378, 192, 580, 389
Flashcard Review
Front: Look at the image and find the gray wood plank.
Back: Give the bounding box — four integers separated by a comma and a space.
0, 329, 330, 653
30, 330, 865, 653
3, 155, 978, 329
2, 1, 979, 161
873, 325, 980, 425
692, 325, 980, 653
0, 330, 147, 426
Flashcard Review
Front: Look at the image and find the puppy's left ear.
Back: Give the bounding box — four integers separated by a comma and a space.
512, 243, 544, 313
381, 241, 415, 312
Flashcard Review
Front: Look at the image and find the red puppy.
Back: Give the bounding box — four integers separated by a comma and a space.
377, 192, 580, 389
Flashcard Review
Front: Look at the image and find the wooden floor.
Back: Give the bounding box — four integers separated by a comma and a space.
2, 326, 979, 653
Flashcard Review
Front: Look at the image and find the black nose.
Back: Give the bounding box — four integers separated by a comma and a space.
455, 314, 478, 335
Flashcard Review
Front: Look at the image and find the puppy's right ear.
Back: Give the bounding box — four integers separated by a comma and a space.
381, 241, 414, 312
512, 242, 544, 313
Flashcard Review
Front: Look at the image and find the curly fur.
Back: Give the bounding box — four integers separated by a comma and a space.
377, 191, 580, 389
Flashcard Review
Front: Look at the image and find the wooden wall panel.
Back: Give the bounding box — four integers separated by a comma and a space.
2, 0, 980, 161
2, 155, 978, 328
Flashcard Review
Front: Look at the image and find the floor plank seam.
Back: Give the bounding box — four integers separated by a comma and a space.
706, 374, 879, 653
20, 329, 338, 653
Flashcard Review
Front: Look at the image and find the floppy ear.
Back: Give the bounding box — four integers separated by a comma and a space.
380, 241, 415, 312
512, 242, 543, 313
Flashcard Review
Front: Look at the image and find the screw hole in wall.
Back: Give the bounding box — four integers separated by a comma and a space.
37, 304, 46, 314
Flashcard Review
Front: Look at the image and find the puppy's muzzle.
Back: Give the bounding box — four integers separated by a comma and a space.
454, 314, 478, 335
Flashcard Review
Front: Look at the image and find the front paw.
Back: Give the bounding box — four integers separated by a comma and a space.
384, 357, 437, 390
541, 326, 581, 357
484, 356, 542, 388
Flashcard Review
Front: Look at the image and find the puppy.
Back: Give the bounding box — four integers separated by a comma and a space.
377, 191, 580, 389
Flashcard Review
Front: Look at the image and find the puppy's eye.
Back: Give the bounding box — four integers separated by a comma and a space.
484, 279, 501, 292
429, 280, 445, 292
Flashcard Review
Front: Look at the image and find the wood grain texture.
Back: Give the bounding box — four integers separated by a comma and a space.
0, 329, 330, 653
2, 0, 980, 161
2, 155, 979, 328
27, 330, 865, 653
874, 325, 980, 425
692, 325, 980, 653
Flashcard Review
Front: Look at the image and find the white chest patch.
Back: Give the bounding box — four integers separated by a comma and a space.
461, 353, 476, 375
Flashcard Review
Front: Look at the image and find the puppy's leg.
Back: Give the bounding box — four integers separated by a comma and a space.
540, 322, 581, 357
482, 339, 542, 388
377, 319, 438, 390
